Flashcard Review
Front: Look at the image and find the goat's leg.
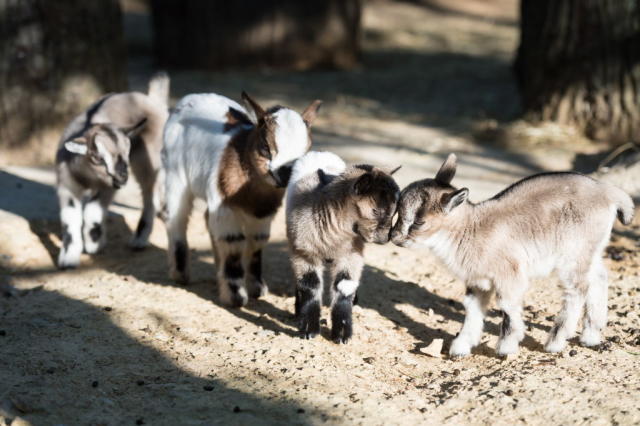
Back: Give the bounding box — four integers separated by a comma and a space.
209, 205, 248, 308
292, 255, 323, 339
495, 281, 527, 356
241, 215, 273, 299
450, 284, 493, 357
165, 176, 193, 284
329, 253, 363, 344
545, 267, 589, 353
82, 189, 114, 255
57, 187, 84, 269
129, 141, 157, 249
581, 259, 608, 347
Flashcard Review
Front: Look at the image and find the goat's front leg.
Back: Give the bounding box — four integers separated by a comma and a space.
209, 205, 248, 308
292, 255, 323, 339
329, 253, 363, 344
82, 189, 114, 255
450, 284, 493, 358
495, 281, 527, 356
241, 215, 273, 299
57, 187, 83, 269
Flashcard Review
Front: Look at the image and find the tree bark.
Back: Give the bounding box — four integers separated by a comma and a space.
515, 0, 640, 144
150, 0, 361, 71
0, 0, 127, 154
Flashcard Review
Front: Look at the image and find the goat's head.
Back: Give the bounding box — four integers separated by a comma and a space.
64, 119, 147, 189
242, 91, 321, 188
347, 165, 401, 245
391, 154, 469, 247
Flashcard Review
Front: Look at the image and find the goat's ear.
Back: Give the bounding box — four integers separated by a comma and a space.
435, 153, 457, 185
121, 118, 147, 138
353, 173, 373, 196
241, 91, 266, 124
64, 138, 89, 155
442, 188, 468, 213
301, 100, 322, 127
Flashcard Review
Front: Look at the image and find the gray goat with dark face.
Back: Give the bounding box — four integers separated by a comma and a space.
391, 154, 634, 357
286, 151, 400, 343
56, 72, 170, 268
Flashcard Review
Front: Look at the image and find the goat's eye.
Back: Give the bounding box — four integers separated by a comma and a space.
258, 139, 271, 159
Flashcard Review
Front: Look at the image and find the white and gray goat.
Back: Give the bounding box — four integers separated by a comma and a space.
162, 92, 321, 307
391, 154, 635, 356
286, 151, 400, 343
56, 72, 170, 268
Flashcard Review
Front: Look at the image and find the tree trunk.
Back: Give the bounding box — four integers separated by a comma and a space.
0, 0, 127, 159
514, 0, 640, 144
150, 0, 361, 71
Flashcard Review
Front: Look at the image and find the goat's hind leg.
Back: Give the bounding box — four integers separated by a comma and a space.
450, 283, 492, 357
165, 177, 193, 284
545, 268, 587, 353
129, 143, 157, 249
581, 258, 608, 347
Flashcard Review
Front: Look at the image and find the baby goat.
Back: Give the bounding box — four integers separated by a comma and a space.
163, 92, 321, 307
391, 154, 634, 357
286, 151, 400, 343
56, 72, 170, 268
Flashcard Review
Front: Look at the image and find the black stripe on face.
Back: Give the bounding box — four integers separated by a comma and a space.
224, 254, 243, 279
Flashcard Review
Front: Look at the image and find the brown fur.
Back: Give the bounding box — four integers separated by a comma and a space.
218, 130, 285, 218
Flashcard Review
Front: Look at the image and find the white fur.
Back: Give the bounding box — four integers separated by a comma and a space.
82, 197, 107, 254
163, 93, 310, 305
64, 141, 88, 155
336, 279, 359, 297
95, 139, 115, 175
289, 151, 346, 186
270, 109, 309, 170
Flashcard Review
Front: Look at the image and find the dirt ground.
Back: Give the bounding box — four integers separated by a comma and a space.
2, 1, 640, 425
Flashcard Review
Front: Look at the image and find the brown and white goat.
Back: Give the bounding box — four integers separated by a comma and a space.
286, 151, 400, 343
391, 154, 635, 357
56, 72, 170, 268
162, 92, 321, 307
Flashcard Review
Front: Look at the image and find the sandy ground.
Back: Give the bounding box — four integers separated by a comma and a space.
2, 1, 640, 425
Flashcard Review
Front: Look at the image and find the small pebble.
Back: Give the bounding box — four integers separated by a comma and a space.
453, 369, 461, 376
103, 306, 112, 312
505, 389, 514, 396
0, 330, 6, 336
569, 350, 577, 357
203, 385, 214, 391
92, 381, 99, 388
609, 336, 621, 344
136, 419, 144, 425
233, 406, 241, 413
297, 408, 305, 414
136, 380, 145, 386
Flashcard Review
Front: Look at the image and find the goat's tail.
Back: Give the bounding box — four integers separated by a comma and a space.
609, 185, 635, 225
148, 71, 170, 107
